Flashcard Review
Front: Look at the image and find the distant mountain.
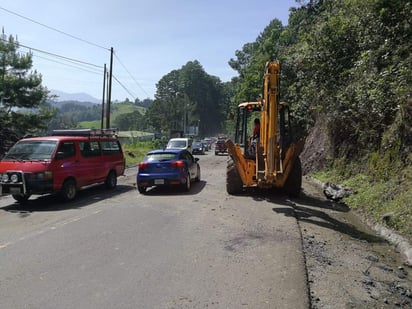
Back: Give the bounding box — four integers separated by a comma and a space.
50, 90, 100, 104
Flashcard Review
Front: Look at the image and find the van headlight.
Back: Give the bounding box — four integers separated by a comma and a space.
1, 173, 8, 182
32, 171, 53, 180
10, 174, 19, 183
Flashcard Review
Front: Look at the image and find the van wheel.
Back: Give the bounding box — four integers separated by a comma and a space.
12, 193, 31, 203
60, 179, 77, 202
105, 171, 117, 189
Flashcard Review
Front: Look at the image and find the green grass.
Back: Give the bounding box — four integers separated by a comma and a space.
313, 163, 412, 241
122, 139, 166, 167
78, 102, 146, 129
78, 120, 101, 129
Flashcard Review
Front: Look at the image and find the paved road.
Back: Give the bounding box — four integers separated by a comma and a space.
0, 152, 309, 308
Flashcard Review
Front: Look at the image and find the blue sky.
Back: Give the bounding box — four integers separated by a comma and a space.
0, 0, 300, 101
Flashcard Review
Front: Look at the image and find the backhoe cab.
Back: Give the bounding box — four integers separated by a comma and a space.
225, 61, 303, 196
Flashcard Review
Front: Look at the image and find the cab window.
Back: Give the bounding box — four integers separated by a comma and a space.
80, 141, 101, 157
101, 140, 122, 155
56, 142, 76, 159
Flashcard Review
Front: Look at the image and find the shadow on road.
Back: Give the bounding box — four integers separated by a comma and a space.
136, 180, 207, 196
1, 184, 135, 213
272, 192, 385, 244
234, 187, 384, 244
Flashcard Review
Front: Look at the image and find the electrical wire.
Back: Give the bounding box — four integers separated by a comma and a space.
0, 6, 152, 99
22, 42, 101, 69
114, 52, 151, 98
112, 75, 137, 101
0, 5, 109, 51
33, 54, 103, 76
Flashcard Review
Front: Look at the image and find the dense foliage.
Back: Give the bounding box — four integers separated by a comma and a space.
230, 0, 411, 164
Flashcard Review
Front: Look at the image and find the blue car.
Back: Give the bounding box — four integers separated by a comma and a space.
136, 149, 201, 194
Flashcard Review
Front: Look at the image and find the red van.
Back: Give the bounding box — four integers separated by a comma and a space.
0, 129, 125, 203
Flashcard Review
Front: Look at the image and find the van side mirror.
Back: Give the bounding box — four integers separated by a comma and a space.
55, 152, 65, 160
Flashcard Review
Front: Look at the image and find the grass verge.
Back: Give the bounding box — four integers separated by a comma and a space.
122, 139, 165, 167
313, 164, 412, 243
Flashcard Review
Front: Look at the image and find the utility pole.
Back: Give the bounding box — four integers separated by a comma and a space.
106, 47, 114, 129
100, 64, 106, 130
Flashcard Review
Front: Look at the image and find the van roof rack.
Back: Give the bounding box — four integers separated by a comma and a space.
51, 128, 119, 137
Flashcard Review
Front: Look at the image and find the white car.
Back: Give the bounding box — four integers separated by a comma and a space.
166, 138, 193, 153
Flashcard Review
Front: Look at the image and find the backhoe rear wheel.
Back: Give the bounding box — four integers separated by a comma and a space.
226, 157, 243, 195
283, 157, 302, 197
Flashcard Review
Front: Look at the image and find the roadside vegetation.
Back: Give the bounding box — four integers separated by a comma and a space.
122, 139, 166, 167
314, 151, 412, 241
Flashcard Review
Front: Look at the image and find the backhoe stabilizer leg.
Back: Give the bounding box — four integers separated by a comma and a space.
225, 139, 255, 186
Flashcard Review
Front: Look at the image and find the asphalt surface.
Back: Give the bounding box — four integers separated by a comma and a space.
0, 151, 309, 308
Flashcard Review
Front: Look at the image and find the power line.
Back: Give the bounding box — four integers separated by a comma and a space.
33, 54, 103, 76
114, 52, 151, 98
0, 5, 110, 51
0, 6, 153, 100
112, 75, 137, 101
14, 39, 102, 69
1, 35, 103, 75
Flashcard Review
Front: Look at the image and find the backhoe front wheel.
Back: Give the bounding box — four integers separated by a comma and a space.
226, 157, 243, 195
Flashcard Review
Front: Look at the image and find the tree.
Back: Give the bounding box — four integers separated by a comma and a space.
0, 32, 53, 142
228, 19, 286, 107
147, 61, 227, 136
113, 110, 146, 131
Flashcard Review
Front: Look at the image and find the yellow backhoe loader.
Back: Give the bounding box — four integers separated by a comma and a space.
225, 61, 303, 196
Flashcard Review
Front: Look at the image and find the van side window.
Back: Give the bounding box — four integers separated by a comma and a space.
101, 141, 122, 155
57, 142, 76, 159
80, 141, 101, 157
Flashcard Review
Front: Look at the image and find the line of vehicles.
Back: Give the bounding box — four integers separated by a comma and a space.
0, 61, 302, 202
0, 131, 222, 202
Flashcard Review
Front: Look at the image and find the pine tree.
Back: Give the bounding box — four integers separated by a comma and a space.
0, 31, 53, 155
0, 32, 53, 135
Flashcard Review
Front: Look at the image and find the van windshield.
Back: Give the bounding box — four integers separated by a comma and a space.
3, 140, 57, 161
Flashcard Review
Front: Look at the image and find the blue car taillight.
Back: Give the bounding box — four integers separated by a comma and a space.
171, 160, 185, 168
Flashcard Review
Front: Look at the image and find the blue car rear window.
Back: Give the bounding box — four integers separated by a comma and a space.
146, 153, 178, 161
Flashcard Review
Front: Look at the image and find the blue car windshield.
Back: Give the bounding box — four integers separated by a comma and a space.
146, 153, 178, 161
4, 140, 57, 160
